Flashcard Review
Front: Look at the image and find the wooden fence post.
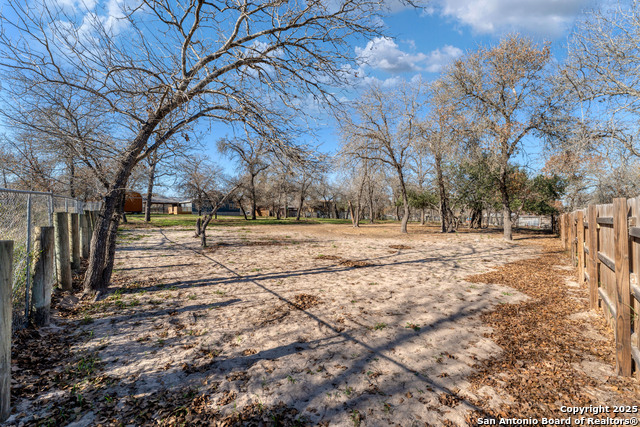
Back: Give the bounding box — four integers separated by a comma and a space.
31, 227, 55, 327
570, 213, 576, 265
631, 198, 640, 379
0, 240, 13, 422
80, 214, 90, 260
577, 210, 585, 285
613, 198, 632, 376
588, 205, 599, 309
69, 213, 80, 270
563, 214, 568, 251
54, 212, 72, 291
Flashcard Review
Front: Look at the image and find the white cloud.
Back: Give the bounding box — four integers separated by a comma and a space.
424, 45, 462, 72
361, 75, 405, 88
356, 37, 427, 73
50, 0, 133, 40
355, 38, 462, 74
433, 0, 591, 37
102, 0, 131, 34
51, 0, 98, 11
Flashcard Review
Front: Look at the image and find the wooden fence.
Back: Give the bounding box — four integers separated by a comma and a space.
560, 197, 639, 378
0, 210, 99, 422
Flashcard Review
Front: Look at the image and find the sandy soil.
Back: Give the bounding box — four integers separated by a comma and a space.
36, 223, 544, 426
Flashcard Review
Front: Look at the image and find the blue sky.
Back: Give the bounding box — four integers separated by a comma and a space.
211, 0, 598, 175
0, 0, 600, 182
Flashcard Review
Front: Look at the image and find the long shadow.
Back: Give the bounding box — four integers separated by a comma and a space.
118, 263, 195, 271
99, 298, 242, 325
142, 229, 498, 418
115, 233, 321, 253
119, 241, 518, 296
98, 226, 542, 423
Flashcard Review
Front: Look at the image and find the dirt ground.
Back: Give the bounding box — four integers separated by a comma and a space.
6, 223, 640, 426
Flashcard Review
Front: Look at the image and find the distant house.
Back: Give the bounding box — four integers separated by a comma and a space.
142, 195, 185, 214
124, 191, 143, 213
179, 198, 244, 216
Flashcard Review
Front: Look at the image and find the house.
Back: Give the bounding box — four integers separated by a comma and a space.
124, 191, 143, 213
179, 198, 244, 216
141, 195, 184, 214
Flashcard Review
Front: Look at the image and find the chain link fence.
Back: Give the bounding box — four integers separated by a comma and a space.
0, 188, 100, 331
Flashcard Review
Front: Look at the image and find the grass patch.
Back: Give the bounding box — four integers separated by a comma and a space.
373, 322, 387, 331
122, 214, 353, 229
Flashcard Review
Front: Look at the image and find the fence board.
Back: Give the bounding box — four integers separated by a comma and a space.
567, 198, 639, 377
597, 217, 614, 226
599, 204, 615, 329
613, 198, 632, 376
588, 205, 599, 309
577, 210, 585, 285
570, 212, 576, 265
598, 252, 616, 272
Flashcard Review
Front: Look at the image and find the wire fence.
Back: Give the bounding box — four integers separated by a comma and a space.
0, 188, 101, 331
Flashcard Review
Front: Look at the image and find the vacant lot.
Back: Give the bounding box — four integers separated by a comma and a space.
7, 222, 639, 426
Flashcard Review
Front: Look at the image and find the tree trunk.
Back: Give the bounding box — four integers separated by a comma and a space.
420, 208, 425, 225
368, 184, 375, 224
83, 122, 158, 293
296, 190, 304, 221
435, 153, 452, 233
144, 148, 157, 222
199, 215, 213, 247
237, 197, 248, 220
284, 191, 288, 218
84, 190, 124, 293
502, 204, 512, 240
469, 206, 483, 229
250, 173, 257, 220
276, 191, 282, 219
120, 192, 128, 224
348, 201, 359, 227
499, 165, 513, 241
195, 217, 202, 236
401, 198, 409, 234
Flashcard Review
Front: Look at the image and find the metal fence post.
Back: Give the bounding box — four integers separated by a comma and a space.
48, 193, 54, 227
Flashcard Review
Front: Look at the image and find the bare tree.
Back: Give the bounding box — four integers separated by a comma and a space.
0, 0, 400, 293
343, 163, 368, 227
178, 155, 224, 215
447, 35, 554, 240
338, 82, 422, 233
417, 79, 470, 232
290, 154, 327, 221
142, 130, 191, 222
217, 134, 270, 220
564, 1, 640, 156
